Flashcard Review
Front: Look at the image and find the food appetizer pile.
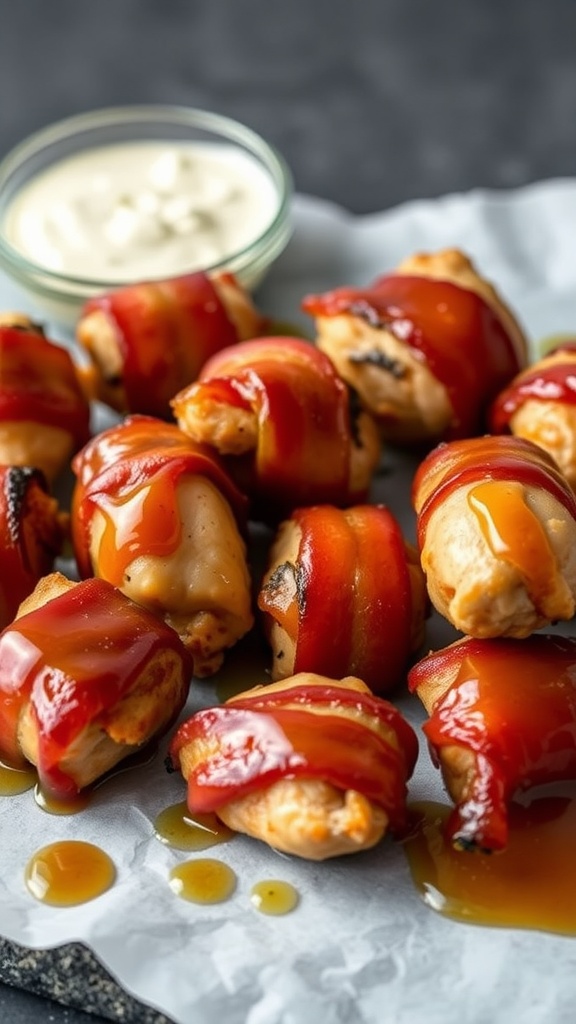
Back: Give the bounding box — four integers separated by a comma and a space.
2, 251, 576, 862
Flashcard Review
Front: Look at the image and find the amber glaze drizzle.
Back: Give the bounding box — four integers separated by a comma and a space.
24, 840, 116, 906
154, 801, 235, 851
404, 798, 576, 935
0, 762, 36, 796
467, 480, 558, 613
250, 879, 299, 915
169, 858, 237, 903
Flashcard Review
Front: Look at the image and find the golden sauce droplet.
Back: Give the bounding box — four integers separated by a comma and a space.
169, 858, 236, 904
0, 762, 37, 796
403, 798, 576, 935
250, 879, 299, 916
24, 840, 116, 907
154, 801, 235, 851
34, 784, 91, 815
468, 480, 558, 614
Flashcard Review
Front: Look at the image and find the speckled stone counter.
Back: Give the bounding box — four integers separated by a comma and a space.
0, 941, 173, 1023
0, 0, 575, 1020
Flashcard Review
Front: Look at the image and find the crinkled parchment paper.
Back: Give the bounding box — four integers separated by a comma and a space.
1, 180, 576, 1024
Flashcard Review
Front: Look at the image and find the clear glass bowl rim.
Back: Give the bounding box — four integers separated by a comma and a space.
0, 103, 293, 294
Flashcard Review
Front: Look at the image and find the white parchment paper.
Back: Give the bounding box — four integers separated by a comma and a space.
2, 179, 576, 1024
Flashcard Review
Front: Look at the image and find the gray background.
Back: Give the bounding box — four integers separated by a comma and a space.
0, 1, 575, 1021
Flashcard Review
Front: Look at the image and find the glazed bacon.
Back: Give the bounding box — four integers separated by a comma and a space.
489, 340, 576, 489
0, 573, 190, 799
168, 672, 418, 860
302, 249, 527, 445
71, 415, 253, 676
409, 634, 576, 851
76, 270, 264, 418
258, 504, 428, 693
412, 434, 576, 638
0, 465, 66, 629
171, 336, 380, 519
0, 322, 90, 482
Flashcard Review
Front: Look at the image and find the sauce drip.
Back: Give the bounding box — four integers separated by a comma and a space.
24, 840, 116, 906
154, 801, 235, 851
169, 858, 236, 904
250, 879, 299, 915
0, 762, 36, 796
34, 785, 91, 815
468, 480, 558, 615
404, 798, 576, 935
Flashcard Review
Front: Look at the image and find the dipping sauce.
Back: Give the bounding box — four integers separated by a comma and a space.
404, 798, 576, 936
5, 142, 280, 282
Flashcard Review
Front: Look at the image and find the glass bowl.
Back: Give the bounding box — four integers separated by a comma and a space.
0, 105, 293, 332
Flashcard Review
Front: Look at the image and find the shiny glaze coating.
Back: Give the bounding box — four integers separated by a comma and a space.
408, 634, 576, 850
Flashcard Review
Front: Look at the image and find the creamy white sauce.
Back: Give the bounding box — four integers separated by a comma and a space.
5, 141, 280, 281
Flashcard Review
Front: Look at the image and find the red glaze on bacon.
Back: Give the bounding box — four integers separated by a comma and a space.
0, 576, 190, 798
171, 336, 380, 518
408, 635, 576, 851
488, 342, 576, 490
258, 504, 428, 693
303, 274, 524, 440
490, 341, 576, 431
0, 466, 66, 629
413, 434, 576, 548
0, 324, 90, 459
412, 435, 576, 638
78, 271, 255, 418
71, 415, 253, 676
71, 414, 247, 582
168, 678, 418, 835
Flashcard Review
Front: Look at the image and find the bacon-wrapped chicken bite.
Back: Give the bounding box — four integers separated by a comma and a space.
0, 322, 90, 482
71, 415, 253, 676
489, 340, 576, 490
171, 336, 380, 519
409, 634, 576, 851
302, 248, 527, 445
258, 504, 428, 693
0, 572, 190, 799
168, 672, 418, 860
0, 466, 67, 629
76, 270, 264, 418
412, 435, 576, 637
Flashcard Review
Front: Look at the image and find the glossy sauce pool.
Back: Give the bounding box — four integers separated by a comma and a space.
404, 796, 576, 935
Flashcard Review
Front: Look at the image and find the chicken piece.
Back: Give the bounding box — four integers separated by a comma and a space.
168, 672, 418, 860
0, 323, 90, 482
71, 415, 253, 677
0, 465, 67, 629
258, 504, 428, 693
412, 434, 576, 637
76, 270, 264, 418
408, 634, 576, 851
489, 340, 576, 490
171, 336, 381, 521
302, 248, 528, 444
0, 572, 190, 798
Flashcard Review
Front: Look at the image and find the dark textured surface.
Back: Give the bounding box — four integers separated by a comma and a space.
0, 1, 575, 1021
1, 0, 575, 215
